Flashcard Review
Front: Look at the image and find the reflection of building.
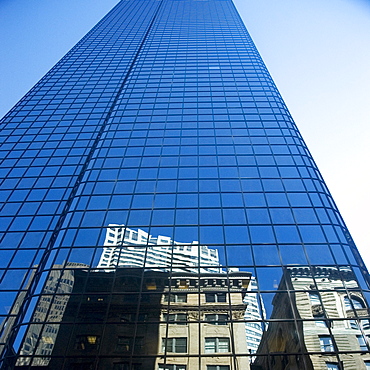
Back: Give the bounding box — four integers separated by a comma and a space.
244, 277, 265, 358
1, 0, 370, 367
48, 268, 251, 370
49, 268, 164, 369
0, 274, 34, 362
98, 225, 221, 273
253, 266, 370, 370
15, 263, 88, 367
158, 270, 251, 370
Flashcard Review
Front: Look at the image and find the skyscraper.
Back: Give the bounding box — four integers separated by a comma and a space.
0, 0, 369, 369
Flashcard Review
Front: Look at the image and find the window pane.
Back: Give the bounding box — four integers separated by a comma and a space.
319, 336, 334, 352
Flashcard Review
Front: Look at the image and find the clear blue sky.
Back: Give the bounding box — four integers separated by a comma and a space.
1, 0, 369, 267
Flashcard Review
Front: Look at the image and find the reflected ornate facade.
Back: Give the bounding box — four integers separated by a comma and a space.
12, 266, 251, 369
253, 267, 370, 369
0, 0, 369, 368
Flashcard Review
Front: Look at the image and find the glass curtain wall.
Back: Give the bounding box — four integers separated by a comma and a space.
0, 0, 369, 369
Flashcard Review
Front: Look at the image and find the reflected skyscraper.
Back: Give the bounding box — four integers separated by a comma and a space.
14, 263, 88, 367
99, 225, 221, 272
244, 277, 265, 359
0, 0, 369, 369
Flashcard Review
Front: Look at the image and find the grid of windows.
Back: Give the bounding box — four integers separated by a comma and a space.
0, 0, 369, 368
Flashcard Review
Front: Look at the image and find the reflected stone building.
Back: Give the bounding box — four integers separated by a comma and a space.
158, 270, 251, 370
253, 266, 370, 370
45, 268, 251, 370
1, 0, 370, 368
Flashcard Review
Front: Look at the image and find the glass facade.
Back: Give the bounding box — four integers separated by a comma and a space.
0, 0, 369, 368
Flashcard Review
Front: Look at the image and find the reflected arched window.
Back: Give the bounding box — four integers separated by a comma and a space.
344, 296, 365, 310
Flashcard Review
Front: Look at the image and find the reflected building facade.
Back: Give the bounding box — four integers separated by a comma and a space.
99, 225, 221, 272
0, 0, 369, 369
15, 263, 88, 368
244, 277, 265, 359
46, 268, 251, 370
254, 266, 370, 369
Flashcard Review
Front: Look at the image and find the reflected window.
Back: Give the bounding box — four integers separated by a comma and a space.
163, 313, 187, 325
120, 313, 147, 323
162, 338, 187, 353
207, 367, 230, 370
350, 319, 370, 330
205, 314, 228, 325
319, 336, 334, 352
362, 320, 370, 330
365, 361, 370, 370
205, 292, 226, 303
159, 366, 186, 370
344, 296, 365, 310
74, 335, 100, 350
204, 338, 230, 353
116, 337, 143, 353
357, 335, 368, 351
309, 292, 320, 305
315, 319, 328, 328
326, 363, 339, 370
164, 293, 187, 303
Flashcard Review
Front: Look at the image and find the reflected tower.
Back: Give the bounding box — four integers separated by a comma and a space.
98, 224, 221, 272
0, 0, 369, 369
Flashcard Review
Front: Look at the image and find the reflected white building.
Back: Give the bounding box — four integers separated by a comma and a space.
98, 224, 221, 273
244, 277, 265, 358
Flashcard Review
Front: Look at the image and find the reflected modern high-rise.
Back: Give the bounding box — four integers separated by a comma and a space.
0, 0, 369, 369
99, 224, 221, 272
